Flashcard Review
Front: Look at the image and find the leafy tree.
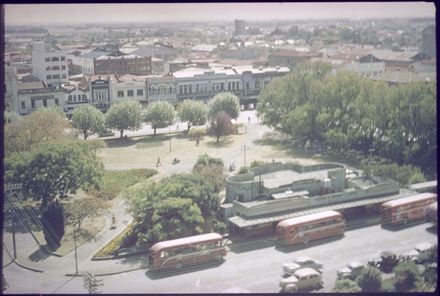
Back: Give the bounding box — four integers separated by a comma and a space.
422, 262, 437, 288
105, 101, 143, 138
333, 279, 361, 293
209, 92, 240, 119
4, 106, 71, 156
146, 198, 204, 243
4, 111, 20, 124
393, 261, 420, 292
188, 128, 206, 141
72, 105, 105, 140
193, 154, 226, 193
65, 197, 109, 231
178, 100, 208, 131
209, 111, 234, 143
82, 272, 103, 294
143, 101, 175, 136
356, 266, 382, 292
5, 141, 103, 247
362, 163, 426, 185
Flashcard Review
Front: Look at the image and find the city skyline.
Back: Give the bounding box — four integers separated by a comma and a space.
4, 2, 436, 25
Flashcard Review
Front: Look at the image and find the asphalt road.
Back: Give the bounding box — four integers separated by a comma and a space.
15, 221, 433, 294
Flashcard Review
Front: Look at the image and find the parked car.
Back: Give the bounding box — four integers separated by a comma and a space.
282, 262, 302, 277
368, 250, 399, 273
337, 261, 365, 280
279, 268, 323, 292
292, 256, 323, 272
414, 242, 435, 263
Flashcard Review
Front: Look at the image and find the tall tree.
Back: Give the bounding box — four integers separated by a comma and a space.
105, 101, 143, 138
4, 106, 71, 156
178, 100, 208, 131
393, 261, 420, 292
356, 266, 382, 292
209, 111, 234, 143
65, 197, 109, 231
5, 141, 103, 247
192, 154, 226, 193
72, 105, 105, 140
144, 101, 175, 136
209, 92, 240, 119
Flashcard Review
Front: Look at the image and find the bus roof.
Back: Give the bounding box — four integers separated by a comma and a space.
149, 233, 223, 252
381, 193, 437, 208
277, 210, 342, 227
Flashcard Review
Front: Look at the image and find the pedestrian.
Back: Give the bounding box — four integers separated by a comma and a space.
156, 157, 161, 167
248, 117, 250, 123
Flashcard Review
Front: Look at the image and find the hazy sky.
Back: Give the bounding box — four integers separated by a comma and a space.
4, 2, 436, 25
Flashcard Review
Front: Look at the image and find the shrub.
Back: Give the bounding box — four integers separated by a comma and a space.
393, 261, 420, 292
238, 167, 249, 174
333, 279, 361, 293
357, 266, 382, 292
188, 128, 206, 140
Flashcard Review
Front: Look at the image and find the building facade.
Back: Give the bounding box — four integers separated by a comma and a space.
31, 41, 68, 87
421, 25, 436, 58
94, 53, 152, 75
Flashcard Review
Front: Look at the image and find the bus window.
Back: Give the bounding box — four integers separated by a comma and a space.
160, 251, 169, 258
216, 241, 222, 247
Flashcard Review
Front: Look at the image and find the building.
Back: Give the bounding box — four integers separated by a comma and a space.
146, 75, 177, 105
4, 65, 18, 112
359, 50, 424, 71
268, 50, 322, 68
342, 61, 385, 78
151, 57, 165, 75
132, 44, 177, 61
421, 25, 436, 58
88, 75, 116, 111
70, 47, 110, 75
234, 19, 246, 35
16, 82, 65, 115
31, 41, 68, 87
63, 82, 90, 116
223, 162, 401, 236
112, 74, 148, 105
94, 51, 152, 75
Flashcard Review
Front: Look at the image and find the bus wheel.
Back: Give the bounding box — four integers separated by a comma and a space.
215, 255, 222, 261
176, 263, 182, 269
304, 237, 309, 244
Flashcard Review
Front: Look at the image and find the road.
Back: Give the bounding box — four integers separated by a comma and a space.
5, 222, 433, 294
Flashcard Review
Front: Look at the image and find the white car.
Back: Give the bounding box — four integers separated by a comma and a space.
282, 262, 302, 276
337, 261, 364, 280
279, 268, 323, 292
292, 256, 323, 272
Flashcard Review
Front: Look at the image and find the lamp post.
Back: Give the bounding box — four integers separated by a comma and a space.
169, 125, 171, 152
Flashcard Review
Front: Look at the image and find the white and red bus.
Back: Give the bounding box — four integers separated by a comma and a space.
276, 210, 345, 245
381, 193, 437, 226
426, 202, 437, 224
148, 233, 226, 270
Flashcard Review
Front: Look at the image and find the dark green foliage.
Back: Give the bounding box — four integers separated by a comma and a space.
393, 261, 420, 292
72, 105, 105, 139
362, 163, 426, 185
211, 218, 228, 235
143, 101, 175, 135
178, 100, 208, 131
105, 100, 143, 138
257, 61, 436, 177
41, 200, 65, 249
333, 279, 361, 293
193, 154, 226, 192
356, 266, 382, 292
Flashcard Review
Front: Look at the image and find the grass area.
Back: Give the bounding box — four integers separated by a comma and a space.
90, 169, 158, 200
93, 223, 135, 258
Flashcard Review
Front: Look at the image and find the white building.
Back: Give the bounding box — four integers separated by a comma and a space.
70, 48, 111, 75
31, 41, 68, 87
16, 82, 65, 115
343, 61, 385, 78
4, 65, 19, 112
112, 74, 147, 105
146, 75, 177, 105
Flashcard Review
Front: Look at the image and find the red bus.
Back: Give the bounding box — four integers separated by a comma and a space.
381, 193, 437, 226
276, 210, 345, 245
148, 233, 226, 270
426, 202, 437, 224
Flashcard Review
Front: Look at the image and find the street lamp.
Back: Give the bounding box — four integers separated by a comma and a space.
73, 223, 78, 275
169, 125, 171, 153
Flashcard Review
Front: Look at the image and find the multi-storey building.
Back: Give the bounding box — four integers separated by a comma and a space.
112, 74, 148, 106
268, 50, 322, 69
89, 75, 116, 111
17, 82, 65, 115
70, 47, 110, 75
31, 41, 68, 87
234, 19, 246, 35
421, 25, 436, 59
4, 65, 19, 112
146, 75, 177, 105
94, 52, 152, 76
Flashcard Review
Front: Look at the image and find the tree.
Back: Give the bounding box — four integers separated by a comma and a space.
209, 111, 234, 143
144, 101, 175, 136
356, 266, 382, 292
208, 92, 240, 119
65, 197, 109, 231
4, 106, 71, 156
5, 141, 103, 247
192, 154, 226, 193
146, 198, 204, 243
82, 272, 103, 294
393, 261, 420, 292
4, 111, 20, 124
178, 100, 208, 131
72, 105, 105, 140
333, 279, 361, 293
105, 101, 143, 138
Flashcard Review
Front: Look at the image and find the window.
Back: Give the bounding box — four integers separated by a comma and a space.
53, 74, 60, 79
246, 82, 249, 90
31, 100, 35, 108
169, 86, 173, 94
21, 101, 26, 109
220, 83, 224, 91
62, 74, 66, 79
196, 84, 199, 93
137, 89, 143, 96
60, 56, 65, 61
46, 66, 51, 71
189, 85, 192, 94
68, 95, 72, 102
82, 94, 86, 100
46, 75, 52, 79
179, 85, 183, 95
73, 95, 77, 102
61, 65, 66, 70
51, 57, 59, 62
117, 90, 124, 98
45, 57, 50, 62
52, 66, 60, 70
43, 99, 47, 107
127, 90, 134, 97
55, 99, 59, 106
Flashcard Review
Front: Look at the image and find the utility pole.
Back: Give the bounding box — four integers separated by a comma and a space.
244, 144, 246, 169
73, 224, 78, 275
11, 207, 17, 260
169, 125, 171, 153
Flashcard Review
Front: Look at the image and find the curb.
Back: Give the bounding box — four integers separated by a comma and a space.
65, 265, 146, 277
12, 259, 44, 273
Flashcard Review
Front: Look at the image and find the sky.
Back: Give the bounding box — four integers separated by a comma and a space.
4, 2, 436, 25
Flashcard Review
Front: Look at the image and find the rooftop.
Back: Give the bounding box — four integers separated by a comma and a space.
260, 169, 329, 190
